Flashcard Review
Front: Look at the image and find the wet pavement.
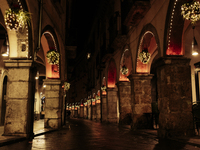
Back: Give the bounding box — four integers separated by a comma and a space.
0, 118, 200, 150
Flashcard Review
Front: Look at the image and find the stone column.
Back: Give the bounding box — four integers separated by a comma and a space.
80, 105, 84, 118
96, 102, 101, 121
102, 95, 107, 122
116, 81, 132, 125
43, 79, 61, 129
92, 102, 96, 120
128, 74, 153, 129
84, 104, 88, 119
156, 57, 193, 137
107, 88, 119, 123
4, 60, 35, 137
87, 100, 91, 120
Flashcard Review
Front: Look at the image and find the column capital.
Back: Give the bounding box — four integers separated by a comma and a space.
128, 74, 154, 81
116, 81, 130, 87
154, 56, 191, 68
107, 88, 118, 92
43, 79, 61, 85
4, 60, 33, 68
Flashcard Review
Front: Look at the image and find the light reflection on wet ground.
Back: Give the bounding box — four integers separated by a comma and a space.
0, 118, 200, 150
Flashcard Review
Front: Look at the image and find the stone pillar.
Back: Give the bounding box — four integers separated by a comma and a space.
102, 95, 107, 122
156, 57, 193, 137
4, 60, 35, 137
107, 88, 119, 123
92, 103, 96, 120
117, 81, 132, 125
43, 79, 61, 129
71, 109, 74, 118
78, 107, 80, 117
88, 100, 91, 120
80, 106, 84, 118
84, 104, 88, 119
96, 102, 101, 121
128, 74, 153, 129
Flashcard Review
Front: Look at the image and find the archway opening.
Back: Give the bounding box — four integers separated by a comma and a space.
136, 31, 158, 74
107, 60, 117, 88
119, 48, 132, 81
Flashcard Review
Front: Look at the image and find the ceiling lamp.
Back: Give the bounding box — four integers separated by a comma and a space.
139, 48, 151, 64
181, 0, 200, 26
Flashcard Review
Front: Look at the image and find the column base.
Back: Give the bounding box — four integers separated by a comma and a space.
44, 118, 61, 129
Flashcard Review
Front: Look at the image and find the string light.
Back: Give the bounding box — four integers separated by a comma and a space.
167, 0, 178, 50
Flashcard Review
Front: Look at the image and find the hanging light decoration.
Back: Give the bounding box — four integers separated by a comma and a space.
120, 65, 128, 75
46, 48, 60, 65
101, 85, 107, 92
139, 48, 151, 64
64, 82, 70, 91
181, 0, 200, 26
4, 2, 31, 31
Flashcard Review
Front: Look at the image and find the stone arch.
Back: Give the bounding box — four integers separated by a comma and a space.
136, 24, 160, 74
164, 0, 188, 55
119, 45, 133, 81
40, 25, 60, 79
0, 0, 32, 58
107, 58, 117, 88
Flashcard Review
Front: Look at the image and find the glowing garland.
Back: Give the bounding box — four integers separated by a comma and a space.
120, 65, 128, 75
4, 3, 31, 31
181, 0, 200, 25
101, 85, 106, 91
46, 49, 60, 65
64, 82, 70, 91
139, 48, 151, 64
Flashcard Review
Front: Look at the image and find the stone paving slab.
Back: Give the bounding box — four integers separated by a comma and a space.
0, 119, 199, 148
0, 119, 56, 147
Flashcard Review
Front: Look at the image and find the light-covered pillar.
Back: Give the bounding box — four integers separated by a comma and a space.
43, 79, 61, 129
4, 60, 35, 137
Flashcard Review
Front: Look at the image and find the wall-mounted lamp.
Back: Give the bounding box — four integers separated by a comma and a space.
87, 53, 91, 59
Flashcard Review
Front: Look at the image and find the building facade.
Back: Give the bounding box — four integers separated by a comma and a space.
68, 0, 199, 138
0, 0, 75, 138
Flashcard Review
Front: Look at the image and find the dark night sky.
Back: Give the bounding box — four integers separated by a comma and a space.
72, 0, 100, 52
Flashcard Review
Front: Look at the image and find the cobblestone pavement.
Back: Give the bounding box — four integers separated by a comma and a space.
0, 118, 200, 150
